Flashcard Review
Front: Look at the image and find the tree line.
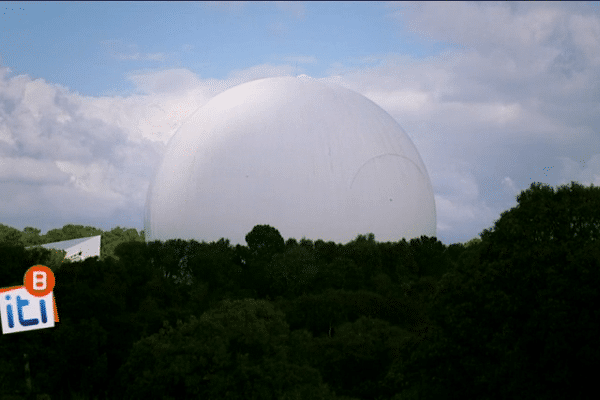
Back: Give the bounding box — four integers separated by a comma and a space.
0, 181, 598, 400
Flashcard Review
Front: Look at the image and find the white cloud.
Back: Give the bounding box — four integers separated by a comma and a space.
126, 68, 202, 95
434, 193, 497, 243
0, 68, 165, 232
224, 63, 294, 85
501, 177, 519, 194
0, 156, 69, 184
388, 2, 564, 51
0, 120, 15, 145
54, 160, 115, 195
363, 89, 432, 116
558, 154, 600, 187
0, 64, 298, 233
569, 14, 600, 66
2, 2, 599, 244
374, 2, 600, 243
425, 162, 500, 242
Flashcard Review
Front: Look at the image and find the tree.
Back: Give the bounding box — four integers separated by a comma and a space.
186, 239, 238, 293
408, 236, 451, 279
0, 223, 24, 245
24, 246, 68, 271
22, 226, 42, 246
0, 243, 30, 287
345, 233, 382, 281
315, 257, 362, 292
50, 255, 152, 400
45, 317, 109, 398
280, 287, 426, 343
243, 225, 286, 298
60, 224, 103, 241
311, 316, 411, 400
463, 237, 481, 248
266, 245, 318, 298
369, 272, 394, 296
314, 240, 340, 265
245, 224, 285, 259
117, 298, 334, 400
401, 181, 600, 400
146, 239, 191, 284
285, 237, 298, 249
101, 226, 144, 261
41, 228, 65, 244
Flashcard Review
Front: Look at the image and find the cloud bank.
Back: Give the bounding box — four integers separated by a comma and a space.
1, 2, 599, 245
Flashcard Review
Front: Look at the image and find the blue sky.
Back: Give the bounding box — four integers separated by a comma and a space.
2, 2, 456, 97
1, 1, 600, 245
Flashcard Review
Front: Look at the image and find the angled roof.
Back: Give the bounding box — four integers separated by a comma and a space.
38, 235, 100, 251
27, 235, 101, 261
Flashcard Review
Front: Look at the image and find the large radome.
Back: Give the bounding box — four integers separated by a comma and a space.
144, 76, 436, 245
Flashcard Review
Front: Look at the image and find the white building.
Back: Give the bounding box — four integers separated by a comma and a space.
30, 235, 101, 262
145, 76, 436, 245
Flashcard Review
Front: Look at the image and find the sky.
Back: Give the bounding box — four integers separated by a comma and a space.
1, 1, 599, 246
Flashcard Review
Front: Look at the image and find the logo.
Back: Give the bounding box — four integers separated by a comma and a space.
0, 265, 59, 334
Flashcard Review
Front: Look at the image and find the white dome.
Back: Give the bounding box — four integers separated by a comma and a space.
145, 76, 436, 245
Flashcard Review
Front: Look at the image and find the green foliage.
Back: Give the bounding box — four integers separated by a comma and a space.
298, 237, 314, 250
280, 288, 428, 341
117, 298, 332, 400
48, 254, 169, 399
41, 224, 102, 244
23, 246, 69, 271
285, 237, 298, 248
186, 238, 238, 293
101, 226, 144, 261
245, 224, 285, 259
482, 181, 600, 247
369, 271, 394, 296
395, 236, 451, 282
314, 239, 340, 265
0, 219, 446, 399
242, 225, 287, 298
51, 317, 109, 396
266, 244, 318, 298
0, 243, 31, 287
21, 227, 42, 246
0, 223, 24, 245
345, 233, 382, 279
146, 239, 190, 284
444, 242, 466, 267
315, 256, 362, 291
312, 316, 413, 400
409, 236, 452, 278
402, 181, 600, 400
13, 183, 600, 400
463, 237, 482, 248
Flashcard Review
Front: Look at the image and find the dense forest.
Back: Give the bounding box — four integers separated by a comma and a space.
0, 181, 598, 400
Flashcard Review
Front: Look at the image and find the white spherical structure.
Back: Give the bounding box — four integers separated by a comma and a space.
145, 76, 436, 245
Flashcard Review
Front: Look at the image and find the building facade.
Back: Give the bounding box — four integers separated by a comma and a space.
29, 235, 101, 262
